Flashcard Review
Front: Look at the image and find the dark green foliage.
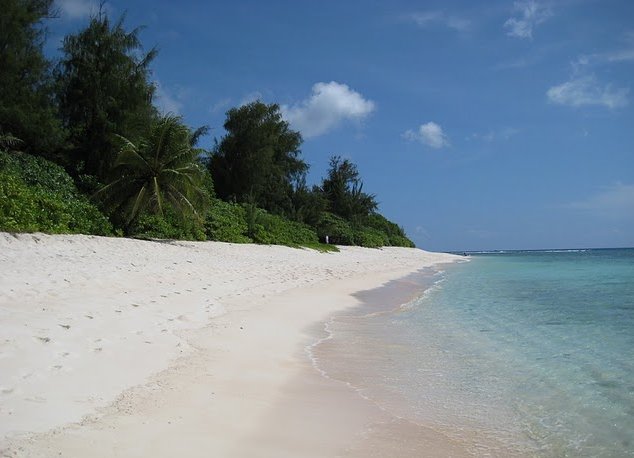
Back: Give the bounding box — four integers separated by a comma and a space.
210, 102, 308, 215
0, 8, 414, 248
203, 199, 323, 248
128, 209, 206, 241
353, 227, 388, 248
364, 213, 415, 247
322, 156, 377, 222
288, 182, 328, 227
315, 212, 355, 245
204, 199, 252, 243
97, 115, 208, 230
250, 209, 319, 246
312, 156, 414, 248
314, 211, 414, 248
0, 0, 65, 156
57, 10, 157, 179
0, 150, 112, 234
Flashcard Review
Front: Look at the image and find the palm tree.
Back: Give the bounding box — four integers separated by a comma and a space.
97, 115, 207, 226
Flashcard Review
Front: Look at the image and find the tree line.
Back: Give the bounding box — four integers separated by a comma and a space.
0, 1, 414, 249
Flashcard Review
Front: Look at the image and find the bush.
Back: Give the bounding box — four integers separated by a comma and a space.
130, 209, 206, 241
364, 213, 415, 247
314, 212, 355, 245
251, 209, 319, 246
204, 199, 252, 243
0, 170, 43, 232
387, 234, 415, 248
0, 150, 113, 235
354, 227, 389, 248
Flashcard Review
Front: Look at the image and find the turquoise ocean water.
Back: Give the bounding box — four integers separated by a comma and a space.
315, 248, 634, 456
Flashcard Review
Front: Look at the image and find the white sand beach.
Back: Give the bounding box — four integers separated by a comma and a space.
0, 233, 460, 457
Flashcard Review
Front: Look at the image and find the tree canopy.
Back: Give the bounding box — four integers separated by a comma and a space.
0, 0, 64, 156
97, 115, 208, 227
209, 101, 307, 215
322, 155, 378, 223
0, 8, 415, 248
56, 10, 157, 181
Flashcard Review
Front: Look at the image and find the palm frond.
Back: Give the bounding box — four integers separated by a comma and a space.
127, 185, 148, 224
99, 115, 206, 226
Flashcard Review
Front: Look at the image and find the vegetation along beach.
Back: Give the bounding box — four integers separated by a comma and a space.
1, 0, 633, 456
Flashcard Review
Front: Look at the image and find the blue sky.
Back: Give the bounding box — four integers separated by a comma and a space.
49, 0, 634, 251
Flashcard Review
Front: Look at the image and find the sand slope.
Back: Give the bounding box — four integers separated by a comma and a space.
0, 233, 458, 456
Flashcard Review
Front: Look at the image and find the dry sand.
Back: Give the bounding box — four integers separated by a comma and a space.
0, 233, 460, 457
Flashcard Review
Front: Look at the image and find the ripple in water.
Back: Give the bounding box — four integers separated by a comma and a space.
314, 249, 634, 457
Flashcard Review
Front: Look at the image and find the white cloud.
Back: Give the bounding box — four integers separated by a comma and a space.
281, 82, 375, 138
403, 122, 450, 149
604, 48, 634, 63
154, 81, 183, 115
210, 97, 231, 114
547, 76, 629, 109
504, 1, 552, 39
56, 0, 98, 20
239, 91, 263, 107
568, 183, 634, 219
578, 48, 634, 66
407, 11, 470, 32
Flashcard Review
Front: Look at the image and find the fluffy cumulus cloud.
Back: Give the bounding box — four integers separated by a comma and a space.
56, 0, 98, 20
504, 0, 552, 39
403, 122, 450, 149
547, 76, 629, 109
281, 82, 375, 138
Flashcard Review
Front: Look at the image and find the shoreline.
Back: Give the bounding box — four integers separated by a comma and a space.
0, 233, 459, 456
303, 265, 523, 457
303, 269, 478, 458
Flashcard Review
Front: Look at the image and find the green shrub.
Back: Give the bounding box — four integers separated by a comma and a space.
387, 234, 415, 248
204, 199, 252, 243
130, 209, 206, 241
364, 213, 415, 247
0, 169, 42, 232
353, 227, 389, 248
0, 150, 112, 235
314, 212, 355, 245
249, 208, 319, 247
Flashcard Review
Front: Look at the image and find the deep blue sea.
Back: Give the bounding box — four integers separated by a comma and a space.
316, 248, 634, 456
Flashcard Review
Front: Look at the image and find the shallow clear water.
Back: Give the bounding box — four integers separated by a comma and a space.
316, 249, 634, 456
